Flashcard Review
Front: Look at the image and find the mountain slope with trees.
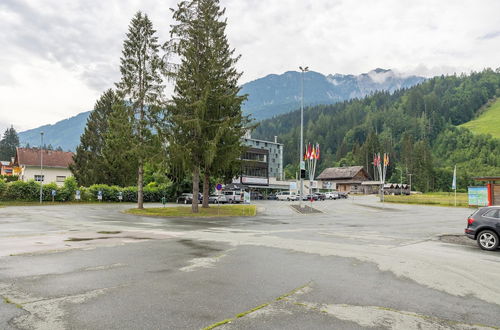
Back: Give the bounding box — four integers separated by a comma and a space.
253, 69, 500, 192
460, 97, 500, 139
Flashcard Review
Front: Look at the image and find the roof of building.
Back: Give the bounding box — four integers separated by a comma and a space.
474, 176, 500, 182
317, 166, 367, 180
0, 161, 10, 166
14, 148, 74, 168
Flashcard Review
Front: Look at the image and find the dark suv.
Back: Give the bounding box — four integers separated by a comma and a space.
465, 206, 500, 251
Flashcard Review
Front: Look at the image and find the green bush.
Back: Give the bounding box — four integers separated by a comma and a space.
0, 175, 19, 183
61, 177, 78, 201
0, 180, 6, 197
4, 180, 40, 200
0, 180, 173, 203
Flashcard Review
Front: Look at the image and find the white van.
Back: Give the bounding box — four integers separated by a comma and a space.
223, 190, 243, 203
276, 191, 298, 201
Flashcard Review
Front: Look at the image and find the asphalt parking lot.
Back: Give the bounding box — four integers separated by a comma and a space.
1, 196, 499, 329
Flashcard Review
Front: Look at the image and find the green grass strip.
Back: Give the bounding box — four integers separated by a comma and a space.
126, 205, 257, 218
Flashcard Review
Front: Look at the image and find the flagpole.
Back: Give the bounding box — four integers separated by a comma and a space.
452, 165, 457, 207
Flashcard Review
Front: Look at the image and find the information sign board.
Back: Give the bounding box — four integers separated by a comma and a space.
468, 187, 488, 206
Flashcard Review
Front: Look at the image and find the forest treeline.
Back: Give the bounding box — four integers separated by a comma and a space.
253, 69, 500, 192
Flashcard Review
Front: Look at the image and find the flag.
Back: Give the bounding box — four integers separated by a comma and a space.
452, 165, 457, 190
384, 153, 389, 166
316, 144, 320, 159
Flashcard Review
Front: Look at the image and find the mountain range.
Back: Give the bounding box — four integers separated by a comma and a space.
18, 68, 425, 151
241, 68, 425, 120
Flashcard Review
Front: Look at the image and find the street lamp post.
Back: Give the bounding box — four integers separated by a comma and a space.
39, 132, 44, 204
299, 66, 308, 208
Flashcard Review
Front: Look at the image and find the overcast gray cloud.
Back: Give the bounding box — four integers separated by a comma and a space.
1, 0, 499, 132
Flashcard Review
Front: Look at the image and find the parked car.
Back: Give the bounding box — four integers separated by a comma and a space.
176, 193, 202, 204
465, 206, 500, 251
208, 194, 227, 204
223, 190, 243, 203
276, 191, 299, 201
338, 192, 349, 199
325, 192, 339, 200
250, 192, 264, 200
314, 193, 326, 201
302, 194, 318, 201
267, 194, 278, 200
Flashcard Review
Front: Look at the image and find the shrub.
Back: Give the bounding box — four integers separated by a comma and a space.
4, 180, 40, 201
0, 180, 173, 203
61, 177, 78, 201
0, 180, 6, 198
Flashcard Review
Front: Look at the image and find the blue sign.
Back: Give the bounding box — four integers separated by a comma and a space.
97, 191, 103, 200
51, 190, 56, 196
216, 183, 223, 191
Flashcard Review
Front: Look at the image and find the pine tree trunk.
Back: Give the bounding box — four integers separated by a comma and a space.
192, 166, 200, 213
137, 159, 144, 209
202, 172, 210, 208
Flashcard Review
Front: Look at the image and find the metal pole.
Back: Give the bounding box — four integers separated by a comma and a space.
408, 173, 412, 194
299, 66, 308, 208
39, 132, 44, 204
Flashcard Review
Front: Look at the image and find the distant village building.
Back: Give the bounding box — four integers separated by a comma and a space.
13, 148, 74, 186
0, 160, 13, 176
317, 166, 371, 193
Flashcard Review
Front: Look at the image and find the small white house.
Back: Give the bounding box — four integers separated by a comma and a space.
13, 148, 74, 186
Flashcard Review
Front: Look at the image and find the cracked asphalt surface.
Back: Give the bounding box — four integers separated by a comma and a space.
0, 196, 499, 329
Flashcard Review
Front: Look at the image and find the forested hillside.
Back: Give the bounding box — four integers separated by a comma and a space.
253, 69, 500, 192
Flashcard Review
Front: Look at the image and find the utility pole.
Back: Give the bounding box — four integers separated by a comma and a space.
408, 173, 412, 194
299, 66, 308, 208
39, 132, 44, 204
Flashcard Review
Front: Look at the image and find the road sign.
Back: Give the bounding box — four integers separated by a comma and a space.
216, 183, 223, 191
97, 191, 102, 201
118, 191, 123, 201
51, 190, 56, 196
300, 161, 305, 170
75, 190, 81, 200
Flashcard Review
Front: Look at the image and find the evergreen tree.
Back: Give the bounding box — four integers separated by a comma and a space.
102, 103, 138, 186
167, 0, 248, 211
0, 126, 20, 160
116, 11, 164, 209
70, 89, 121, 186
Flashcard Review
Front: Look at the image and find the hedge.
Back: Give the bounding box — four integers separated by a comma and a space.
0, 177, 174, 203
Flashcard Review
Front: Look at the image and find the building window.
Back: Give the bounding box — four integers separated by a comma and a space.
34, 175, 44, 182
56, 176, 66, 182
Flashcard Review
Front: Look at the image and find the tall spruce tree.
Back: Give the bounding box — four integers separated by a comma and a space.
0, 126, 19, 161
167, 0, 248, 212
70, 89, 121, 186
102, 103, 139, 186
116, 11, 164, 209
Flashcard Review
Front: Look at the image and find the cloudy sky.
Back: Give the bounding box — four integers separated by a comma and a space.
1, 0, 499, 133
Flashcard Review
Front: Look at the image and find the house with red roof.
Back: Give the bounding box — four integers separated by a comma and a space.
13, 148, 74, 186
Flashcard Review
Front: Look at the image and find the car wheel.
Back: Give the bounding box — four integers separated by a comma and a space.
477, 230, 499, 251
